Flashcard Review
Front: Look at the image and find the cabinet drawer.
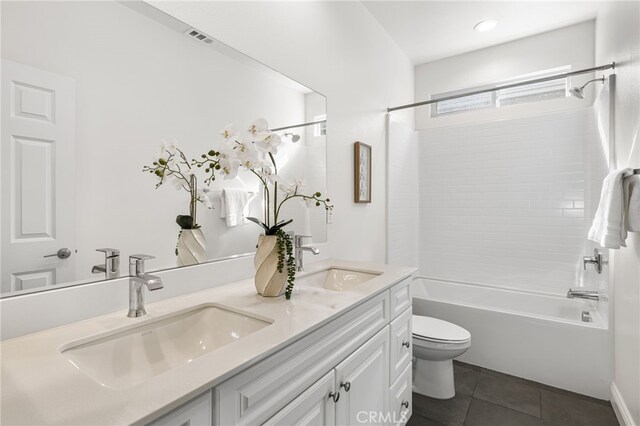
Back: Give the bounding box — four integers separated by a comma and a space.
389, 307, 412, 384
215, 291, 389, 426
389, 362, 412, 426
389, 278, 412, 320
148, 391, 212, 426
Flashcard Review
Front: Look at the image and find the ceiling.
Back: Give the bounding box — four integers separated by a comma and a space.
361, 1, 605, 64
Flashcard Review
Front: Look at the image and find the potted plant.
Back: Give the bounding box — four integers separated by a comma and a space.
199, 119, 332, 298
143, 142, 219, 266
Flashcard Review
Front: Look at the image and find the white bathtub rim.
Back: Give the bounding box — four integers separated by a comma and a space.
413, 277, 607, 330
413, 275, 602, 299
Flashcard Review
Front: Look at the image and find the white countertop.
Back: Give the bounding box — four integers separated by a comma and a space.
0, 259, 415, 426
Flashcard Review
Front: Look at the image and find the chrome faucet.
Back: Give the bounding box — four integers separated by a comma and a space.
583, 249, 606, 274
567, 289, 601, 301
293, 235, 319, 272
128, 254, 163, 318
92, 248, 120, 279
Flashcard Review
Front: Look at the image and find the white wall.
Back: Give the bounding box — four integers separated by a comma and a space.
595, 2, 640, 424
0, 1, 414, 337
416, 107, 607, 296
415, 21, 596, 129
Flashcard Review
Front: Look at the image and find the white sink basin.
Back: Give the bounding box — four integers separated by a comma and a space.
60, 304, 272, 389
299, 268, 380, 291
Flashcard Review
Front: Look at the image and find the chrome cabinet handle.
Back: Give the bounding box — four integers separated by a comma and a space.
328, 391, 340, 403
402, 340, 410, 348
44, 248, 71, 259
340, 381, 351, 392
401, 400, 409, 409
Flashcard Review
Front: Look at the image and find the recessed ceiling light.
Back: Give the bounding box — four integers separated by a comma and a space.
474, 19, 498, 32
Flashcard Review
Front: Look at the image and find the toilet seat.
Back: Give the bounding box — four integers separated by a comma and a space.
412, 315, 470, 343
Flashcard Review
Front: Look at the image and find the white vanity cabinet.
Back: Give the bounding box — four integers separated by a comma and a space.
147, 276, 413, 426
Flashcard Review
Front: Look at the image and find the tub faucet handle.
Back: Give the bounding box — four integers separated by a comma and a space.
583, 249, 605, 274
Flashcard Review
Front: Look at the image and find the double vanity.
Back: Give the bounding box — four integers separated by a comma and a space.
0, 260, 415, 425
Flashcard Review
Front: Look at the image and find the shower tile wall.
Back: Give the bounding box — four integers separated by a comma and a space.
388, 118, 419, 267
418, 108, 602, 295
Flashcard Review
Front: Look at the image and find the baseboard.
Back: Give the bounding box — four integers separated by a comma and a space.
611, 383, 637, 426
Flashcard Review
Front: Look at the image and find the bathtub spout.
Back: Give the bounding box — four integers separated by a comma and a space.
567, 289, 601, 301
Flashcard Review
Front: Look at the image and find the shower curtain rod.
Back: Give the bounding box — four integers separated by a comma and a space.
387, 62, 616, 113
271, 119, 326, 132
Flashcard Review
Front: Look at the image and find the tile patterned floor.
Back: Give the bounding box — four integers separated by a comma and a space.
408, 361, 619, 426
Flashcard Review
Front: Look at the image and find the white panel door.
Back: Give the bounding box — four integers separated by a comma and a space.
335, 327, 390, 426
1, 60, 76, 294
263, 370, 336, 426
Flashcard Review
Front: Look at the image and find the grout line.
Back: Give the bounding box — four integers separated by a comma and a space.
462, 396, 473, 425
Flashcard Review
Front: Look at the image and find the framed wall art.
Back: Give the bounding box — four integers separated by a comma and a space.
354, 141, 371, 203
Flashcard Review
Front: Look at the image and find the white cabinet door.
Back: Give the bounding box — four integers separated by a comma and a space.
335, 327, 389, 426
389, 363, 412, 426
1, 59, 76, 294
148, 391, 212, 426
389, 308, 412, 384
263, 371, 336, 426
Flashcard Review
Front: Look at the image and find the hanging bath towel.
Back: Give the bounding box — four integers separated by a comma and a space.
221, 189, 254, 227
588, 168, 632, 248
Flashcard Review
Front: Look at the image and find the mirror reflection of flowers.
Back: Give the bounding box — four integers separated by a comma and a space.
143, 141, 220, 230
198, 118, 333, 299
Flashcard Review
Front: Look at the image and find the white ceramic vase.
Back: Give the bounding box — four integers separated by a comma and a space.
254, 235, 287, 297
177, 228, 207, 266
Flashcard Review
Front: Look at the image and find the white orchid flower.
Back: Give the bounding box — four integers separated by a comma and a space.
219, 158, 241, 179
255, 132, 281, 154
282, 178, 305, 195
198, 189, 214, 209
266, 173, 282, 186
169, 175, 188, 191
220, 123, 239, 140
236, 140, 261, 169
303, 197, 317, 208
248, 118, 269, 136
159, 138, 178, 156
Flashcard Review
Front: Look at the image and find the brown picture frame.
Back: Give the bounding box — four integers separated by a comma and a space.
354, 141, 372, 203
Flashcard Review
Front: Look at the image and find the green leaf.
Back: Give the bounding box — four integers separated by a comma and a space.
267, 219, 293, 235
247, 217, 269, 233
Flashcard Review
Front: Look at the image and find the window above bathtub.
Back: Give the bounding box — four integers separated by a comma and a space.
431, 66, 571, 117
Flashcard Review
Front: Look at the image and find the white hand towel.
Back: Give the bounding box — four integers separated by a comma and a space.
625, 174, 640, 232
588, 168, 632, 248
222, 189, 254, 227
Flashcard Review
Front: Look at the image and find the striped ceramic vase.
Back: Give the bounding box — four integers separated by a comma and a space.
177, 228, 207, 266
254, 235, 287, 297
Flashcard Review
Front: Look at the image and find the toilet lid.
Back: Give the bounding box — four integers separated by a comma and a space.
412, 315, 470, 342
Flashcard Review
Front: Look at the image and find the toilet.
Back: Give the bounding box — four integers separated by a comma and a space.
412, 315, 471, 399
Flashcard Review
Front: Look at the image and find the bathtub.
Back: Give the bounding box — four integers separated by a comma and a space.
412, 277, 612, 399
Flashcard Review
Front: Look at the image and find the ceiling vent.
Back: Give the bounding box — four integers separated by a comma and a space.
185, 29, 215, 45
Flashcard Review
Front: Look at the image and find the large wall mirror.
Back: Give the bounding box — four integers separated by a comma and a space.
0, 1, 327, 297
